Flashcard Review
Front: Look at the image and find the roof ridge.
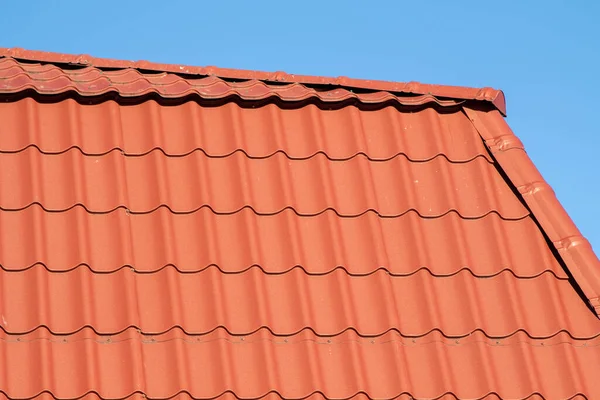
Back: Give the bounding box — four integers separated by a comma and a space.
0, 47, 507, 115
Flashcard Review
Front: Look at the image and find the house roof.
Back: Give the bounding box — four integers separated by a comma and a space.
0, 48, 599, 400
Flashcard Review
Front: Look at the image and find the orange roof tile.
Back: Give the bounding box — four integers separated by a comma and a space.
0, 48, 599, 400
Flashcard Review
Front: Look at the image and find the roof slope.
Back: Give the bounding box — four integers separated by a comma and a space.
0, 48, 599, 400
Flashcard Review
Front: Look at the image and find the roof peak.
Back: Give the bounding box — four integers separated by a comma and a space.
0, 47, 507, 115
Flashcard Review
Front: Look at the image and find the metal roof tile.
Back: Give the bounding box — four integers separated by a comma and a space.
0, 148, 526, 218
0, 50, 598, 399
0, 207, 562, 277
2, 267, 597, 338
1, 329, 599, 400
0, 49, 507, 115
0, 58, 463, 107
0, 98, 490, 162
466, 108, 600, 317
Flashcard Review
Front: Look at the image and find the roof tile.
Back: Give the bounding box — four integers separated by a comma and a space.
2, 267, 596, 338
0, 49, 598, 399
0, 49, 507, 115
0, 206, 562, 277
0, 148, 526, 217
2, 329, 599, 400
466, 108, 600, 317
0, 97, 488, 161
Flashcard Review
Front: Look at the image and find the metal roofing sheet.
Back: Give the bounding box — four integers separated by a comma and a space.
0, 50, 507, 115
0, 50, 599, 399
0, 58, 464, 107
0, 395, 436, 400
0, 97, 490, 162
0, 206, 563, 277
2, 329, 599, 400
1, 266, 598, 338
0, 148, 525, 217
465, 108, 600, 316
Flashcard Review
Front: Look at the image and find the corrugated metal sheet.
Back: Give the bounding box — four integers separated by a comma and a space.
0, 50, 599, 400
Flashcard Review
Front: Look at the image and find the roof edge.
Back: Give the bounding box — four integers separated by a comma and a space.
0, 47, 507, 116
465, 107, 600, 318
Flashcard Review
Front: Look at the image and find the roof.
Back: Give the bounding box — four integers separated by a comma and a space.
0, 48, 599, 400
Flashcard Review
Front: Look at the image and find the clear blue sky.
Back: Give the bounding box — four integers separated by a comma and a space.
1, 1, 598, 251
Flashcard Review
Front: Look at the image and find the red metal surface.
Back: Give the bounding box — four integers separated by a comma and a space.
0, 148, 525, 217
0, 396, 431, 400
466, 109, 600, 317
0, 97, 490, 162
0, 206, 563, 277
0, 57, 463, 107
1, 266, 598, 338
2, 329, 599, 400
0, 53, 599, 399
0, 396, 448, 400
0, 49, 507, 115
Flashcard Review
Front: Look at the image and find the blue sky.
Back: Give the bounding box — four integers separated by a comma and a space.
1, 0, 598, 251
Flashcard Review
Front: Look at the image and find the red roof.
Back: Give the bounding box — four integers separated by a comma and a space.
0, 48, 599, 399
